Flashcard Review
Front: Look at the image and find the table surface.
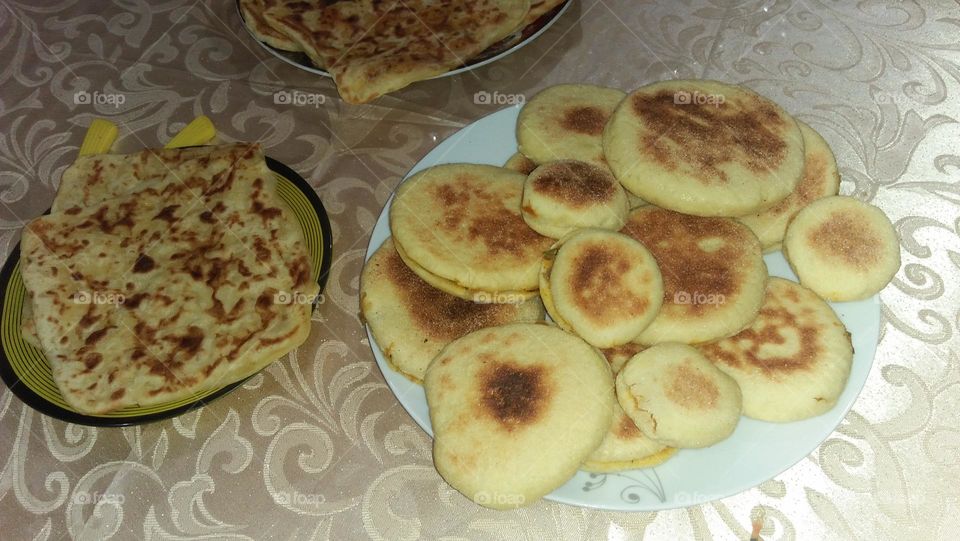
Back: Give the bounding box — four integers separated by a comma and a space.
1, 1, 958, 539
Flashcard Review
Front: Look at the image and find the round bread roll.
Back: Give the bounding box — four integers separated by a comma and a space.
517, 84, 626, 167
626, 192, 648, 209
699, 277, 853, 422
738, 120, 841, 251
425, 323, 614, 509
503, 152, 537, 175
361, 238, 544, 383
620, 207, 767, 345
581, 400, 677, 473
616, 343, 742, 448
544, 229, 663, 347
521, 160, 629, 239
783, 195, 900, 301
603, 79, 805, 217
390, 164, 554, 299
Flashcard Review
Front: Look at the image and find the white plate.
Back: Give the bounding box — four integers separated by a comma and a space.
363, 104, 881, 511
237, 1, 571, 79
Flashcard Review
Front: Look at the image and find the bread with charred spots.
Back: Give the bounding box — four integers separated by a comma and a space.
520, 160, 630, 239
541, 229, 663, 348
699, 277, 853, 422
620, 206, 767, 345
603, 79, 805, 217
738, 120, 841, 252
390, 164, 554, 302
425, 323, 614, 509
783, 195, 900, 301
360, 238, 544, 383
517, 84, 626, 167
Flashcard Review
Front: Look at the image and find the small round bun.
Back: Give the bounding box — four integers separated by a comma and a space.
581, 400, 676, 473
521, 160, 629, 239
517, 84, 626, 167
503, 152, 537, 175
616, 343, 742, 448
546, 229, 663, 347
783, 195, 900, 301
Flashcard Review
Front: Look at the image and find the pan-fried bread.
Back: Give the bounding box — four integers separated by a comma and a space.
517, 84, 625, 167
425, 323, 614, 509
604, 79, 805, 217
699, 278, 853, 421
390, 164, 553, 298
239, 0, 302, 52
581, 401, 676, 473
621, 207, 767, 345
21, 144, 316, 414
264, 0, 530, 104
783, 195, 900, 301
521, 0, 566, 25
738, 120, 840, 251
616, 343, 742, 448
520, 160, 629, 239
600, 342, 645, 374
361, 238, 544, 383
546, 230, 663, 347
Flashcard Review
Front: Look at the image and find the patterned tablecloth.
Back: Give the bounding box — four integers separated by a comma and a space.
1, 1, 958, 539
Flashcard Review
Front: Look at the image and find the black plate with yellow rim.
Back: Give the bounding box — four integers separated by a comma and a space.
0, 157, 332, 426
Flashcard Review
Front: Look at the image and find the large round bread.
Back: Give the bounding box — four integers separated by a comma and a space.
616, 343, 742, 448
603, 79, 805, 217
517, 84, 626, 167
620, 207, 767, 345
738, 120, 841, 251
361, 238, 544, 383
546, 229, 663, 347
390, 164, 554, 297
699, 278, 853, 422
520, 160, 629, 239
783, 195, 900, 301
425, 323, 614, 509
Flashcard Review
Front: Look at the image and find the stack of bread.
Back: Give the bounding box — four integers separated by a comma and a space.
360, 80, 901, 509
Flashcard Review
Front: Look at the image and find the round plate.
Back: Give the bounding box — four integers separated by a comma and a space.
363, 104, 881, 511
237, 1, 571, 79
0, 157, 333, 427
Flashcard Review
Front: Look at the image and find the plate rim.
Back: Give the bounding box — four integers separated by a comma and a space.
235, 0, 572, 80
361, 104, 882, 511
0, 156, 333, 427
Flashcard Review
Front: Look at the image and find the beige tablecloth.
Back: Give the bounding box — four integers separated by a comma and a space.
1, 1, 958, 539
